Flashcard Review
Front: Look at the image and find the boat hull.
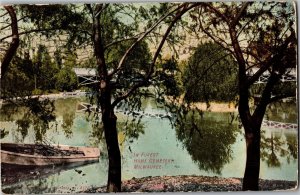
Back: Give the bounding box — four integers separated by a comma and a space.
1, 143, 100, 166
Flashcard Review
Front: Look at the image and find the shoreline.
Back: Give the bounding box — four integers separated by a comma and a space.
1, 92, 238, 113
165, 96, 239, 113
83, 175, 298, 193
0, 91, 87, 104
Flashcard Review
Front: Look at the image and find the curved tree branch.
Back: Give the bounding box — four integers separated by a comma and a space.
0, 28, 60, 42
247, 31, 296, 86
104, 35, 140, 50
232, 2, 251, 26
1, 6, 19, 79
111, 3, 201, 108
108, 3, 190, 78
204, 3, 229, 23
198, 8, 236, 58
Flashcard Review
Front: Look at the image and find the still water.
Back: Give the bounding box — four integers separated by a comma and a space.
0, 97, 298, 193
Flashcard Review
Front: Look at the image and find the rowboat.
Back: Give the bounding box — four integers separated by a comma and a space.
1, 143, 100, 166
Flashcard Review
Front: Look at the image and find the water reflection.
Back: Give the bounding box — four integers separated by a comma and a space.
1, 161, 98, 187
55, 98, 78, 138
261, 130, 298, 167
1, 97, 298, 193
15, 114, 30, 141
175, 111, 239, 174
0, 103, 21, 122
265, 100, 297, 123
285, 133, 298, 160
261, 131, 284, 167
0, 98, 56, 142
2, 178, 51, 194
85, 108, 146, 148
1, 97, 146, 147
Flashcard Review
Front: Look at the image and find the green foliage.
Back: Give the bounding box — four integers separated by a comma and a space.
1, 45, 79, 96
155, 58, 181, 97
183, 42, 238, 103
81, 56, 97, 68
55, 67, 78, 92
1, 55, 35, 98
107, 40, 151, 72
100, 4, 141, 47
32, 89, 43, 95
63, 52, 77, 69
250, 81, 296, 105
19, 5, 90, 49
32, 45, 59, 91
108, 40, 152, 98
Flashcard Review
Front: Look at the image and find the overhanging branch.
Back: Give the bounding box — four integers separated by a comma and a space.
111, 3, 201, 108
108, 3, 190, 78
0, 28, 59, 42
1, 6, 19, 79
232, 2, 251, 26
247, 31, 296, 86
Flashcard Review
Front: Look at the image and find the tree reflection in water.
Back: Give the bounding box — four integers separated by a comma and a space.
1, 160, 98, 192
55, 98, 78, 138
257, 100, 298, 168
0, 98, 83, 142
88, 111, 145, 148
261, 130, 298, 167
0, 98, 56, 142
265, 100, 297, 124
175, 111, 239, 174
2, 176, 57, 194
285, 133, 298, 161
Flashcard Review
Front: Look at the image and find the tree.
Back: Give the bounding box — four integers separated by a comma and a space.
1, 55, 34, 98
55, 67, 78, 92
183, 42, 238, 103
32, 45, 59, 91
84, 3, 201, 191
188, 2, 296, 190
5, 3, 203, 192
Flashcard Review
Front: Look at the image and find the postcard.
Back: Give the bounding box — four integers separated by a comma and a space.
0, 2, 298, 194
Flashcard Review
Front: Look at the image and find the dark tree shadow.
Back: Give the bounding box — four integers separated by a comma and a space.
175, 111, 239, 174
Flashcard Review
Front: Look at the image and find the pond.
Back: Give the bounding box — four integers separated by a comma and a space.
0, 97, 298, 193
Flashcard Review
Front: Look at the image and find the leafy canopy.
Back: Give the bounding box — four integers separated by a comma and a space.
183, 42, 238, 103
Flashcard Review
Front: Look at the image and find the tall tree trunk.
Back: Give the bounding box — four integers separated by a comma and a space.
242, 124, 261, 190
99, 79, 121, 192
229, 25, 262, 191
102, 107, 121, 192
89, 4, 122, 192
